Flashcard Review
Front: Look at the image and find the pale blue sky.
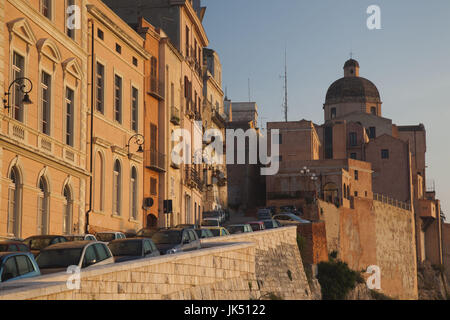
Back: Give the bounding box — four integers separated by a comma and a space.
203, 0, 450, 216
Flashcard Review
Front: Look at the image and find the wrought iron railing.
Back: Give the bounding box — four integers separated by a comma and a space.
144, 149, 166, 172
373, 193, 411, 211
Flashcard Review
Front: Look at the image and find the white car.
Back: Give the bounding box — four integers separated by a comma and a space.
201, 218, 221, 227
95, 232, 126, 243
36, 241, 115, 275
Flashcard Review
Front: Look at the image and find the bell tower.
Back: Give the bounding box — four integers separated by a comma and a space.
344, 59, 360, 77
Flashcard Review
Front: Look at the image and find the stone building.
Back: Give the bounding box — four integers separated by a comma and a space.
86, 0, 148, 234
0, 0, 89, 239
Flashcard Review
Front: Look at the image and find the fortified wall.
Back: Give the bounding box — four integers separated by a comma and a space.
0, 226, 313, 300
319, 198, 418, 299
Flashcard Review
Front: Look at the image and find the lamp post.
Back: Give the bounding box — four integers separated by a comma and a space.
3, 77, 33, 111
300, 166, 321, 200
126, 134, 144, 157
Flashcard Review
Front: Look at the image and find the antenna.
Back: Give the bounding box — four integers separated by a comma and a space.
282, 48, 288, 122
248, 78, 251, 102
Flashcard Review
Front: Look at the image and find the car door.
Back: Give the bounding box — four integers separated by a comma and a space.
187, 230, 198, 250
1, 256, 19, 282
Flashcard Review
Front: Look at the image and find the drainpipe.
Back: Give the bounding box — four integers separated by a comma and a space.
85, 19, 95, 234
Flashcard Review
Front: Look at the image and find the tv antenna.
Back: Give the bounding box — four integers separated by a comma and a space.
282, 48, 288, 122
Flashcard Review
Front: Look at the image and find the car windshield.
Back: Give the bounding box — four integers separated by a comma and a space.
26, 238, 53, 250
201, 220, 218, 226
36, 248, 83, 268
136, 229, 158, 238
228, 226, 244, 234
96, 233, 115, 242
151, 231, 181, 245
263, 221, 274, 229
109, 241, 142, 256
209, 229, 221, 237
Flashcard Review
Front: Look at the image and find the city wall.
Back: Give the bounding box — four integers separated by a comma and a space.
0, 226, 313, 300
319, 198, 418, 299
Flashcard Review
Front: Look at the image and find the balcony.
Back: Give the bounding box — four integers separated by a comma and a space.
147, 76, 164, 101
184, 165, 203, 191
144, 149, 166, 172
212, 107, 226, 128
170, 106, 180, 125
418, 199, 437, 219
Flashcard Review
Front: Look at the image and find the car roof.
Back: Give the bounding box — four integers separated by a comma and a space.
227, 224, 249, 227
201, 226, 223, 230
109, 238, 148, 243
247, 221, 264, 224
0, 241, 25, 245
41, 240, 96, 250
25, 235, 65, 239
0, 252, 31, 261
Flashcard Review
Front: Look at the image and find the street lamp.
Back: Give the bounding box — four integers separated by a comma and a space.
299, 166, 321, 199
3, 77, 33, 111
126, 134, 144, 157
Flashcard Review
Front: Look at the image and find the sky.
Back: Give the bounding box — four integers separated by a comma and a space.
202, 0, 450, 217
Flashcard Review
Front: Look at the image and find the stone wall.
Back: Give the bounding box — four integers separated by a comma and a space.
297, 222, 328, 265
319, 198, 418, 299
0, 226, 312, 300
443, 223, 450, 287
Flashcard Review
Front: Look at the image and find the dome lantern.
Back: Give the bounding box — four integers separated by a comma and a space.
344, 59, 360, 77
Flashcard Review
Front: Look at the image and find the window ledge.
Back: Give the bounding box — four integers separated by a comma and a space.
111, 214, 123, 220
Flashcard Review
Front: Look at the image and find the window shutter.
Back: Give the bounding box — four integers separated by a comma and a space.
7, 188, 15, 234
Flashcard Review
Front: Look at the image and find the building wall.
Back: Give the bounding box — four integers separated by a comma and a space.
442, 223, 450, 285
320, 198, 418, 299
0, 0, 89, 238
86, 0, 148, 234
365, 134, 412, 202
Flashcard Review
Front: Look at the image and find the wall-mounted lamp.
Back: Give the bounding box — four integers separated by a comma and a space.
3, 77, 33, 111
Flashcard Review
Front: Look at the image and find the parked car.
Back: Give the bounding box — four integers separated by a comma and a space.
95, 232, 126, 243
36, 241, 114, 275
201, 218, 221, 227
226, 224, 253, 234
247, 221, 266, 232
203, 211, 224, 224
151, 228, 200, 255
273, 213, 311, 226
23, 235, 68, 257
135, 228, 160, 238
108, 238, 160, 263
257, 208, 272, 220
0, 241, 30, 252
194, 228, 214, 239
202, 227, 230, 237
262, 219, 282, 229
0, 252, 40, 283
175, 224, 199, 229
65, 234, 97, 242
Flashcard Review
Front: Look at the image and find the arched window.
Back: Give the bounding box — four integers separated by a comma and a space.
38, 176, 50, 235
63, 185, 72, 235
130, 167, 138, 221
8, 167, 22, 237
343, 183, 347, 199
94, 151, 105, 212
113, 160, 121, 216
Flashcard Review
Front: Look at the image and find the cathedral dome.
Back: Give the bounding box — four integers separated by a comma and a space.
325, 59, 381, 105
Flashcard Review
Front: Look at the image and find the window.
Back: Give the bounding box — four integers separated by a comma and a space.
331, 108, 337, 119
132, 57, 138, 67
185, 26, 190, 57
63, 186, 72, 235
350, 153, 357, 160
16, 255, 33, 276
368, 127, 376, 139
97, 28, 104, 40
150, 178, 157, 196
130, 167, 138, 221
38, 177, 49, 235
94, 243, 110, 262
279, 133, 282, 144
83, 245, 96, 267
354, 170, 359, 181
1, 257, 18, 281
114, 75, 122, 123
40, 72, 51, 135
41, 0, 52, 19
65, 87, 74, 146
12, 52, 25, 122
96, 63, 104, 113
381, 149, 389, 159
66, 0, 75, 39
8, 167, 21, 238
115, 43, 122, 54
354, 191, 358, 197
349, 132, 357, 146
113, 160, 122, 215
131, 87, 138, 132
371, 107, 377, 115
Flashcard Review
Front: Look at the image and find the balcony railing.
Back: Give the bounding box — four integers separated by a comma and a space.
147, 76, 164, 100
373, 193, 411, 211
170, 106, 180, 125
185, 165, 203, 191
144, 149, 166, 172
